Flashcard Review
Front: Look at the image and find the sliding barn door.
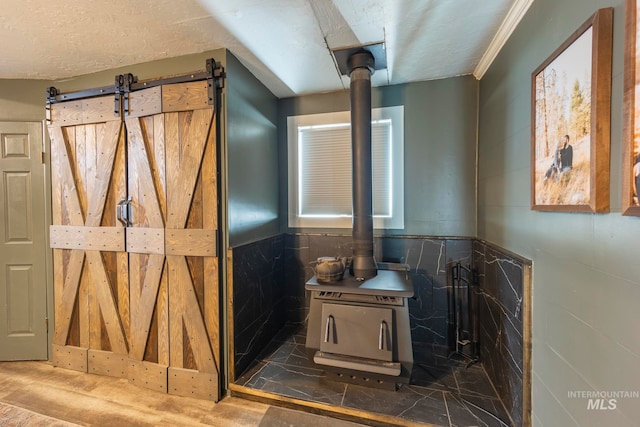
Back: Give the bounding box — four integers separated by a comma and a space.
48, 73, 221, 402
125, 81, 219, 400
48, 97, 129, 374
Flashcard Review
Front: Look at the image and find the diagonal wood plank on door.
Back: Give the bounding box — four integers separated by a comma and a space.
49, 127, 85, 225
169, 255, 217, 374
84, 250, 128, 354
84, 121, 122, 227
165, 109, 213, 229
128, 253, 166, 360
125, 117, 165, 228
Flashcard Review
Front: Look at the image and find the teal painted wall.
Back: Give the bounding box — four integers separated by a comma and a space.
279, 75, 478, 237
226, 53, 280, 247
478, 1, 640, 425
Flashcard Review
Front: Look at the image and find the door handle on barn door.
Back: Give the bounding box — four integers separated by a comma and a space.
116, 197, 132, 227
116, 198, 127, 226
123, 197, 132, 227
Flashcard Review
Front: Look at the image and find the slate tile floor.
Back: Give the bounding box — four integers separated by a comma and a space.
235, 325, 512, 426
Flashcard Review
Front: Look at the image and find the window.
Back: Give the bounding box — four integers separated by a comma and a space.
287, 106, 404, 229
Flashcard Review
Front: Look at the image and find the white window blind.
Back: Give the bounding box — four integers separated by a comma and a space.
298, 120, 392, 217
288, 106, 404, 229
372, 120, 392, 217
299, 123, 352, 216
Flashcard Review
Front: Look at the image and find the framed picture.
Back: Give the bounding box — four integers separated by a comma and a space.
623, 0, 640, 215
531, 8, 612, 212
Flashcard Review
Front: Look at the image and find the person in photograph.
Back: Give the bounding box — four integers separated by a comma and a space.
544, 141, 563, 182
559, 134, 573, 173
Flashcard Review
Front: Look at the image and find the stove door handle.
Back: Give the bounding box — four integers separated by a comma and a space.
324, 315, 334, 343
379, 320, 387, 350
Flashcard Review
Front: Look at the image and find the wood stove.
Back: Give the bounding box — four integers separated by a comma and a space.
304, 45, 414, 390
305, 266, 414, 390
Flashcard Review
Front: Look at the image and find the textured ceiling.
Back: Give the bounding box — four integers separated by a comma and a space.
0, 0, 521, 98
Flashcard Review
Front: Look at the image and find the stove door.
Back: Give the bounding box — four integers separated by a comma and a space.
319, 303, 394, 362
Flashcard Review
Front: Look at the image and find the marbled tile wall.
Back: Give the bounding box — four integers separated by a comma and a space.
232, 234, 286, 377
284, 234, 474, 358
473, 240, 530, 427
233, 234, 530, 422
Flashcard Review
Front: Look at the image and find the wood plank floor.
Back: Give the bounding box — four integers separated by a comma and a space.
0, 361, 268, 426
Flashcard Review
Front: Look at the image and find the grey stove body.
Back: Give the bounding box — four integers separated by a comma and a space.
305, 268, 414, 390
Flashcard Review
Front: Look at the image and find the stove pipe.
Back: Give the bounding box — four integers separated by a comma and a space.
348, 51, 377, 280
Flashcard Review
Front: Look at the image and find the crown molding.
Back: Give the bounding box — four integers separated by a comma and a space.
473, 0, 534, 80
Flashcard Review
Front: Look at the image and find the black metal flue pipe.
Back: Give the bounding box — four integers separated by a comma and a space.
348, 51, 377, 280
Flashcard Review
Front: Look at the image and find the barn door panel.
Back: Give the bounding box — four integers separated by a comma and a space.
48, 98, 129, 376
165, 104, 219, 401
125, 111, 167, 371
125, 81, 219, 400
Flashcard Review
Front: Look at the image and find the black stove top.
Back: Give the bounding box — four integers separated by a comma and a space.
305, 269, 413, 298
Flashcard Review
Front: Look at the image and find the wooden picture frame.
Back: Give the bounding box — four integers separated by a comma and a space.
531, 8, 612, 212
623, 0, 640, 215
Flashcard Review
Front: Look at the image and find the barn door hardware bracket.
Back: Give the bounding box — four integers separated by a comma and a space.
114, 76, 122, 115
45, 87, 58, 124
115, 73, 138, 116
46, 86, 59, 104
206, 58, 226, 106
